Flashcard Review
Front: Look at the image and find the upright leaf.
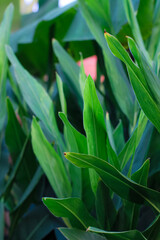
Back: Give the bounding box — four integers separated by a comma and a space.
78, 0, 135, 122
6, 45, 64, 149
31, 118, 71, 198
83, 75, 107, 193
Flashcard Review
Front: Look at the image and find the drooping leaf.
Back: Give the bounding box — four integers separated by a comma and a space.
88, 227, 147, 240
64, 152, 160, 213
31, 117, 71, 198
43, 197, 98, 230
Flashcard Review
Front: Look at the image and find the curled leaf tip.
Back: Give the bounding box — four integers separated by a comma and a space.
64, 152, 67, 156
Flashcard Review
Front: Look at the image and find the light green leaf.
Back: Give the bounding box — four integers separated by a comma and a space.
31, 118, 71, 198
6, 45, 64, 149
43, 197, 98, 229
56, 73, 67, 115
64, 152, 160, 213
88, 227, 147, 240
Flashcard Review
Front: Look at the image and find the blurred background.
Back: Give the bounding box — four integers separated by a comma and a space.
0, 0, 75, 30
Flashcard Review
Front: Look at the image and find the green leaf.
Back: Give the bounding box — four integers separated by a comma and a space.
43, 197, 98, 229
113, 120, 125, 154
12, 205, 61, 240
52, 39, 82, 107
105, 33, 160, 134
118, 111, 148, 170
83, 75, 107, 193
123, 0, 151, 63
11, 2, 76, 50
96, 181, 117, 230
143, 214, 160, 240
59, 112, 87, 154
31, 117, 71, 198
60, 228, 106, 240
64, 152, 160, 213
56, 73, 67, 115
0, 4, 14, 131
124, 160, 150, 229
5, 98, 26, 162
6, 45, 64, 149
88, 227, 147, 240
78, 0, 135, 122
79, 53, 86, 95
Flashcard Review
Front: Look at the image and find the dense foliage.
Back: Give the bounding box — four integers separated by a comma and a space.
0, 0, 160, 239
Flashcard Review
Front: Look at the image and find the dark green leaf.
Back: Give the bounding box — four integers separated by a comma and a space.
31, 117, 71, 197
43, 197, 98, 229
88, 227, 147, 240
64, 152, 160, 213
60, 228, 106, 240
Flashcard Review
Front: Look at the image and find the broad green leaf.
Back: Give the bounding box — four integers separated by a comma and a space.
56, 73, 67, 115
43, 197, 98, 229
107, 138, 120, 171
52, 39, 82, 107
0, 4, 13, 131
31, 117, 71, 198
96, 181, 117, 230
83, 75, 107, 193
118, 111, 148, 169
6, 45, 64, 149
88, 227, 147, 240
60, 228, 106, 240
11, 2, 76, 50
64, 152, 160, 213
143, 214, 160, 240
5, 98, 26, 162
78, 0, 135, 123
64, 10, 94, 42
